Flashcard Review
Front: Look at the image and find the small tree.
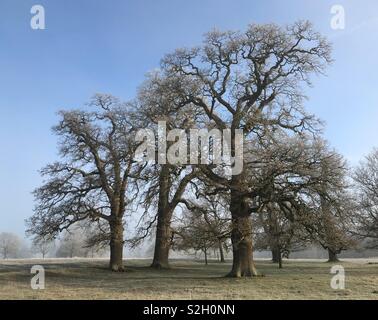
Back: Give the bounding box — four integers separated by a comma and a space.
32, 236, 55, 259
175, 210, 217, 265
55, 230, 86, 258
175, 195, 231, 264
80, 221, 110, 258
254, 203, 309, 268
0, 232, 21, 259
193, 194, 231, 263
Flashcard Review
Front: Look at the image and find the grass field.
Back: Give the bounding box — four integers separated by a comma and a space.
0, 258, 377, 300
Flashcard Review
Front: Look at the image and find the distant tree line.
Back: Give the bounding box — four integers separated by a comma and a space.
0, 226, 108, 260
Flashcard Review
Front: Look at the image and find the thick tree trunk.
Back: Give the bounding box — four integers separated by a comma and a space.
320, 184, 340, 264
109, 219, 124, 271
227, 218, 257, 277
226, 131, 258, 277
219, 240, 225, 263
151, 207, 173, 269
327, 249, 339, 262
271, 245, 283, 268
227, 191, 257, 277
151, 165, 173, 269
271, 247, 280, 263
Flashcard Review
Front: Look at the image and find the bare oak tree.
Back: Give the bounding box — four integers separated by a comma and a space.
254, 203, 309, 268
161, 21, 332, 276
175, 200, 230, 265
273, 139, 355, 261
246, 133, 353, 265
175, 193, 231, 263
353, 148, 378, 248
26, 94, 141, 271
133, 73, 200, 269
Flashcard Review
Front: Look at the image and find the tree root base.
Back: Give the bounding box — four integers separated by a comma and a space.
150, 262, 170, 270
225, 270, 262, 278
110, 266, 126, 272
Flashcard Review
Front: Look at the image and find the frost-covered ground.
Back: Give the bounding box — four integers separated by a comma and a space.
0, 258, 377, 299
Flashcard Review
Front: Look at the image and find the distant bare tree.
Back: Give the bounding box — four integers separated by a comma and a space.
247, 134, 354, 264
55, 230, 86, 258
353, 149, 378, 248
32, 235, 55, 259
307, 148, 356, 261
177, 193, 231, 263
0, 232, 21, 259
80, 221, 110, 257
254, 203, 309, 268
175, 209, 219, 265
279, 141, 356, 262
199, 196, 232, 263
26, 94, 142, 271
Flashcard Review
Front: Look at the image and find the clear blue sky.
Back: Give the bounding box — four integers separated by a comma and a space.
1, 0, 377, 237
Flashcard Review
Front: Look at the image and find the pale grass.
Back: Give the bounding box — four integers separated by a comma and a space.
0, 258, 377, 300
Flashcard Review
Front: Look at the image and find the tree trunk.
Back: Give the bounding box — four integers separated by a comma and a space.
204, 247, 208, 265
278, 248, 283, 269
151, 207, 173, 269
271, 247, 280, 263
151, 165, 173, 269
327, 248, 339, 262
218, 240, 225, 263
109, 219, 124, 271
227, 191, 257, 277
320, 181, 340, 264
271, 246, 283, 268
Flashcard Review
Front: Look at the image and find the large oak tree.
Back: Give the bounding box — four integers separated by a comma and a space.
131, 72, 201, 269
160, 21, 332, 277
26, 94, 141, 271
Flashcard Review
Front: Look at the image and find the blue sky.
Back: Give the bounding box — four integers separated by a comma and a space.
0, 0, 377, 236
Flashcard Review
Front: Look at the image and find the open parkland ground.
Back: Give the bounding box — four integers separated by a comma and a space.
0, 258, 377, 300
